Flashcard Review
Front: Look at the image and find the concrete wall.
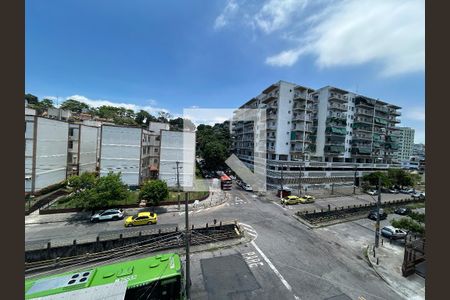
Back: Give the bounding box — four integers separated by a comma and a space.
34, 118, 69, 192
79, 125, 99, 174
159, 131, 196, 188
275, 81, 295, 156
315, 88, 329, 158
100, 126, 142, 186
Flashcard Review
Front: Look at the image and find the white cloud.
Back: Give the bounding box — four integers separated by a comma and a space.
253, 0, 308, 33
403, 106, 425, 122
183, 108, 235, 126
214, 0, 239, 29
265, 0, 425, 76
65, 95, 169, 115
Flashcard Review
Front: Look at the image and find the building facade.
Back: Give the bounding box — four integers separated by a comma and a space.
25, 116, 69, 193
148, 122, 170, 178
395, 127, 415, 162
232, 81, 403, 190
67, 124, 100, 177
159, 130, 196, 188
99, 125, 153, 186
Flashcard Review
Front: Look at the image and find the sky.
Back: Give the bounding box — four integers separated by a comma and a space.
25, 0, 425, 143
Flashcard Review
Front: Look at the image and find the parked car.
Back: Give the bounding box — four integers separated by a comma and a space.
411, 192, 425, 200
394, 207, 412, 215
298, 195, 315, 204
242, 183, 253, 192
366, 190, 378, 196
381, 226, 407, 239
400, 188, 414, 194
368, 209, 387, 221
388, 189, 399, 194
90, 209, 124, 223
281, 195, 301, 205
124, 212, 157, 227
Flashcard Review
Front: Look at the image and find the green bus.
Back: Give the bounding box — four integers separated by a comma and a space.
25, 253, 184, 299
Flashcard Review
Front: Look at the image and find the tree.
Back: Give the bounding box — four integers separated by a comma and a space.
60, 99, 90, 113
135, 110, 151, 126
169, 117, 196, 132
29, 98, 55, 115
70, 172, 129, 210
362, 171, 392, 187
139, 180, 169, 206
157, 111, 172, 123
25, 93, 39, 105
66, 172, 97, 194
203, 141, 228, 170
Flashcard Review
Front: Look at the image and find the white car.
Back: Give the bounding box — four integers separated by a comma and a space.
381, 226, 407, 240
91, 209, 125, 222
243, 184, 253, 191
366, 190, 378, 196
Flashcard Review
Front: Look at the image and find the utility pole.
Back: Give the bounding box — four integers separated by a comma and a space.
353, 165, 357, 194
174, 161, 182, 210
185, 192, 191, 299
280, 165, 284, 200
375, 176, 382, 248
297, 163, 303, 196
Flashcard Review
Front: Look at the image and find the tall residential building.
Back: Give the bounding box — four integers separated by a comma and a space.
413, 143, 425, 159
99, 125, 153, 186
159, 130, 196, 188
232, 81, 402, 189
395, 127, 415, 162
25, 116, 69, 193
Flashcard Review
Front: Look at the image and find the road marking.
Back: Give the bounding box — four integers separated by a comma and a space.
250, 240, 299, 299
242, 251, 264, 268
273, 202, 287, 210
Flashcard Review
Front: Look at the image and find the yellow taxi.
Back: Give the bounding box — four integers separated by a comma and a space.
281, 195, 301, 205
124, 212, 157, 227
298, 195, 315, 204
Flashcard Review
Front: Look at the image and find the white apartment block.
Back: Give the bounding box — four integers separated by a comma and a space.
25, 116, 69, 193
395, 127, 415, 162
232, 81, 403, 190
67, 124, 100, 177
99, 125, 153, 186
159, 130, 196, 188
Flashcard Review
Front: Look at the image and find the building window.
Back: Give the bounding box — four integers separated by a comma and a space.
154, 159, 158, 163
68, 141, 73, 149
155, 148, 158, 152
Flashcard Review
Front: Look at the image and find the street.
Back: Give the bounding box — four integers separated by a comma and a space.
25, 187, 416, 299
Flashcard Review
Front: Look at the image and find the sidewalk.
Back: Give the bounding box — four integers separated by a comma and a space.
25, 189, 230, 225
368, 242, 425, 300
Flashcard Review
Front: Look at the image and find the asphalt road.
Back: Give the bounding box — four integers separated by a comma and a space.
25, 186, 418, 299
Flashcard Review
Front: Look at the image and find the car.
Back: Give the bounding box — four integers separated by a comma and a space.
366, 190, 378, 196
242, 183, 253, 191
381, 226, 407, 239
368, 209, 387, 220
388, 189, 399, 194
411, 192, 425, 200
400, 188, 414, 194
124, 212, 157, 227
281, 195, 301, 205
394, 207, 412, 215
90, 209, 124, 222
298, 195, 315, 204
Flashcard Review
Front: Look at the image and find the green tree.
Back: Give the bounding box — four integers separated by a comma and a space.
60, 99, 90, 113
29, 98, 55, 115
169, 117, 196, 132
203, 141, 228, 170
157, 111, 172, 123
391, 217, 425, 235
139, 180, 169, 206
25, 93, 39, 105
362, 171, 392, 187
66, 172, 97, 194
135, 110, 151, 126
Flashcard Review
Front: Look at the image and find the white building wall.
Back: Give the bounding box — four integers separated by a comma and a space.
100, 126, 142, 186
344, 93, 356, 159
148, 122, 170, 134
275, 82, 295, 156
159, 131, 196, 188
25, 116, 35, 192
79, 125, 99, 174
34, 118, 69, 191
315, 89, 329, 158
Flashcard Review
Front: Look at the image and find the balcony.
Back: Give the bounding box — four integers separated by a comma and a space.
354, 117, 372, 124
325, 126, 347, 135
356, 109, 373, 117
293, 104, 314, 111
351, 147, 372, 156
292, 115, 313, 122
389, 109, 401, 116
329, 93, 347, 103
328, 103, 347, 111
375, 106, 389, 113
324, 145, 345, 154
292, 126, 313, 132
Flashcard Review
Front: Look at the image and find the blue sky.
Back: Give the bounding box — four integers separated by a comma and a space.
26, 0, 425, 143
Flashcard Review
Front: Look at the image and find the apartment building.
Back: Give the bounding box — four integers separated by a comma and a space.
159, 130, 196, 188
232, 81, 402, 190
67, 124, 100, 177
99, 125, 153, 186
395, 127, 415, 162
148, 122, 170, 178
25, 115, 69, 193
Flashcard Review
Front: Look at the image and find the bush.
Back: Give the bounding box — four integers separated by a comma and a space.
139, 180, 169, 206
